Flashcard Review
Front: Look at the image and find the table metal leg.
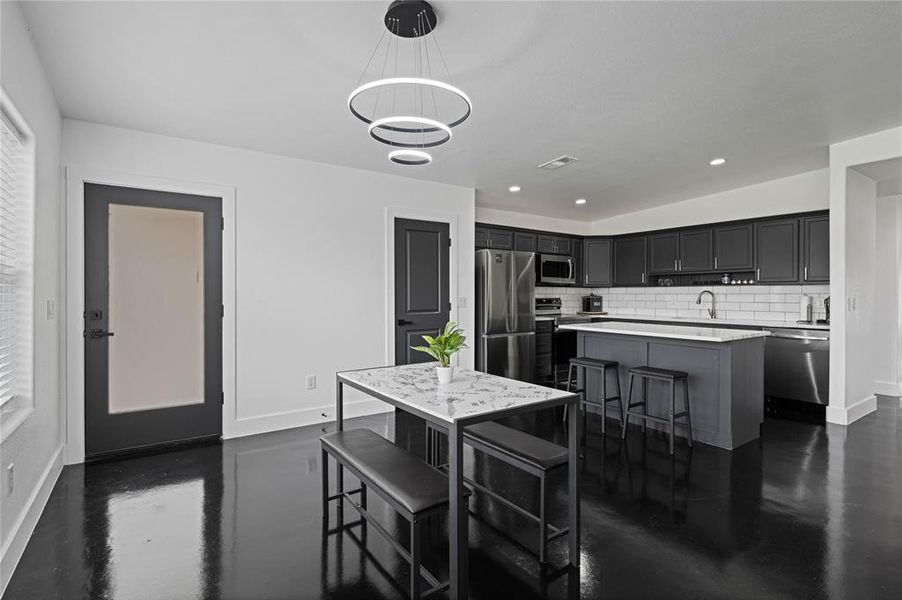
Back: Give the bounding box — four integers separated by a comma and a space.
568, 397, 581, 567
336, 378, 344, 523
448, 423, 468, 599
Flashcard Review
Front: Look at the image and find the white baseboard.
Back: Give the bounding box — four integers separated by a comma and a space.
874, 380, 902, 397
224, 398, 392, 439
826, 395, 878, 425
0, 445, 64, 596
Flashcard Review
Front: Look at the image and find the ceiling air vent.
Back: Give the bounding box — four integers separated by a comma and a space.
538, 155, 578, 170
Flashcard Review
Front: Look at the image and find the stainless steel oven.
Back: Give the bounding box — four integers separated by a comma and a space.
537, 254, 576, 286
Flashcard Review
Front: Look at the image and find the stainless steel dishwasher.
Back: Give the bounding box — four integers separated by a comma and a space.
764, 327, 830, 404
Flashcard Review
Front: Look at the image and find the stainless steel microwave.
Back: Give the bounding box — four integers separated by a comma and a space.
537, 254, 576, 285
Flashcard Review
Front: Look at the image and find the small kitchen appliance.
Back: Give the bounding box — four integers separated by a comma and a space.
582, 295, 603, 313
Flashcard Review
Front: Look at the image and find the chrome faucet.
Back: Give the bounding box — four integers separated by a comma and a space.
696, 290, 716, 319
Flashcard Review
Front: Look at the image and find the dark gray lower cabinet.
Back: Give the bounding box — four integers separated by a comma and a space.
802, 216, 829, 282
514, 231, 537, 253
679, 229, 713, 272
756, 219, 799, 283
714, 224, 754, 271
613, 236, 646, 286
583, 238, 612, 286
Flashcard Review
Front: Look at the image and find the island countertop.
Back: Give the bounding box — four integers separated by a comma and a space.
558, 321, 771, 342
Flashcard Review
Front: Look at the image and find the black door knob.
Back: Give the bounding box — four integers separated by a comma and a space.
397, 319, 414, 326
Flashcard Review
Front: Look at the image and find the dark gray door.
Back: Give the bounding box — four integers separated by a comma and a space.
84, 184, 222, 459
679, 229, 713, 272
802, 216, 830, 282
756, 219, 799, 283
394, 218, 451, 364
583, 238, 612, 286
648, 233, 679, 273
714, 224, 754, 270
514, 232, 537, 252
613, 236, 647, 286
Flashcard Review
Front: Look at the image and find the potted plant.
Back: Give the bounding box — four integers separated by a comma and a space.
411, 321, 468, 384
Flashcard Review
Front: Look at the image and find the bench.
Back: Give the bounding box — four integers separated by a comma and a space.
426, 420, 569, 564
321, 429, 469, 599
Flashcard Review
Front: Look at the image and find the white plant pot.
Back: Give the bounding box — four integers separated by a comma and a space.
436, 366, 454, 385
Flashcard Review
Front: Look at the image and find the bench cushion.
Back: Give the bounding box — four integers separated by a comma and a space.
629, 366, 688, 380
464, 422, 568, 471
570, 357, 619, 369
321, 429, 463, 514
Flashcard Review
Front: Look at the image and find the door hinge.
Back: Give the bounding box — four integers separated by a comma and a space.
448, 238, 452, 247
448, 301, 452, 311
221, 217, 225, 230
221, 391, 224, 405
221, 304, 224, 318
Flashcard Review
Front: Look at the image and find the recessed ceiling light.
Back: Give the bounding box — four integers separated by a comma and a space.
709, 158, 727, 166
575, 198, 587, 205
508, 185, 521, 193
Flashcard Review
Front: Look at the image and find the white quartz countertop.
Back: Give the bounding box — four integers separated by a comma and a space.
563, 313, 830, 331
558, 321, 771, 342
338, 363, 576, 424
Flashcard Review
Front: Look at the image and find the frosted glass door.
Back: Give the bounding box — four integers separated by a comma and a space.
107, 204, 205, 413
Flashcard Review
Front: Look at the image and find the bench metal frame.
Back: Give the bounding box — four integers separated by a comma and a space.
424, 423, 569, 564
321, 441, 460, 599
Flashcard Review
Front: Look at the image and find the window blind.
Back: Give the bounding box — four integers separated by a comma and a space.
0, 109, 33, 412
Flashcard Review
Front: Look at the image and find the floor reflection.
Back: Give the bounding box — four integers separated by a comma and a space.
5, 399, 902, 599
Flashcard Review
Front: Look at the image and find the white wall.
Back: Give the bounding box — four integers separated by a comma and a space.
62, 120, 475, 444
475, 206, 592, 235
874, 195, 902, 396
828, 126, 902, 425
591, 169, 829, 234
0, 1, 64, 593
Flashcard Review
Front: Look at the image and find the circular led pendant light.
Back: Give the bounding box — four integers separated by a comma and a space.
389, 149, 432, 165
348, 0, 471, 165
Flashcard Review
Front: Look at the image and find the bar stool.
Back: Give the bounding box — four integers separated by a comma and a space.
621, 366, 693, 454
564, 357, 623, 436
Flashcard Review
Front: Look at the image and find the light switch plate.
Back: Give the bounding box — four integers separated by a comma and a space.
306, 375, 316, 390
46, 299, 55, 320
458, 297, 468, 309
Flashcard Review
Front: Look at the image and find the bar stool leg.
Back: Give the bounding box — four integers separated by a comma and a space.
410, 518, 421, 599
684, 378, 693, 448
615, 367, 624, 427
642, 377, 648, 435
563, 363, 575, 423
601, 367, 608, 435
621, 373, 634, 440
669, 379, 676, 455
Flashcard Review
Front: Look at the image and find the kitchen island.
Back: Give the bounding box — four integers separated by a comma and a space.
559, 322, 769, 450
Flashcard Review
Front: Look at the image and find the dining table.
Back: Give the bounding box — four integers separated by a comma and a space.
335, 362, 581, 599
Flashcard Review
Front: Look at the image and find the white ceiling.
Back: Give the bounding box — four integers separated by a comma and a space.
19, 1, 902, 221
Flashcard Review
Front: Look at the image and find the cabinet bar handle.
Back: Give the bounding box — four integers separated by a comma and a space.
678, 259, 682, 271
641, 272, 645, 284
757, 268, 760, 280
804, 266, 808, 280
674, 259, 678, 271
714, 256, 718, 269
585, 274, 588, 284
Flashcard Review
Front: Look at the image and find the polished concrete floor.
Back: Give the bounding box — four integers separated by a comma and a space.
5, 398, 902, 599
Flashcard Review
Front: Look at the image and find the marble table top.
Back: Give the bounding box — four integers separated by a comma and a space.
337, 363, 576, 425
559, 321, 771, 342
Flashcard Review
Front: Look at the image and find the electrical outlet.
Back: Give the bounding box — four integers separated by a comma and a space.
458, 296, 468, 309
7, 464, 13, 494
306, 375, 316, 390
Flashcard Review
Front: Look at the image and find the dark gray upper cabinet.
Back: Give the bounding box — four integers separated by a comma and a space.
476, 226, 512, 250
714, 224, 754, 271
756, 219, 799, 283
583, 238, 612, 287
537, 235, 571, 255
802, 215, 829, 282
514, 231, 537, 253
613, 236, 647, 286
679, 229, 714, 272
648, 233, 679, 273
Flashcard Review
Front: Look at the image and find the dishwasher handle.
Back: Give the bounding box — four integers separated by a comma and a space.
768, 332, 829, 341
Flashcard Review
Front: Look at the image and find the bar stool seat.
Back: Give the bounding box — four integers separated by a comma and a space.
621, 366, 693, 454
565, 356, 623, 436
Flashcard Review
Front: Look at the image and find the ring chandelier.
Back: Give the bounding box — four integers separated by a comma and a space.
348, 0, 471, 165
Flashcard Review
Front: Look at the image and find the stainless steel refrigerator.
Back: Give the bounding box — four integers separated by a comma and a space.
475, 249, 536, 382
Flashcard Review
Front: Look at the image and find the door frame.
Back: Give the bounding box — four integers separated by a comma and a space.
384, 207, 459, 366
65, 166, 237, 464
